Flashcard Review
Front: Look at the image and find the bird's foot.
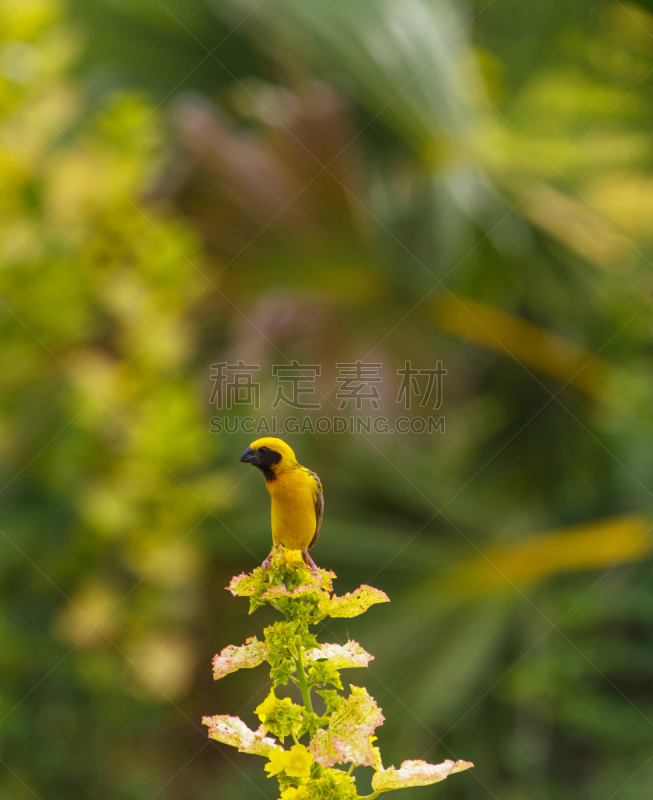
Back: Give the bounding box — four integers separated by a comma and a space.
261, 550, 274, 571
302, 550, 319, 577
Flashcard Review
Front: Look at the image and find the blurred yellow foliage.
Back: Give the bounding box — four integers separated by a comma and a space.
587, 172, 653, 241
443, 514, 650, 596
432, 293, 610, 396
126, 633, 196, 700
53, 578, 120, 646
518, 183, 636, 269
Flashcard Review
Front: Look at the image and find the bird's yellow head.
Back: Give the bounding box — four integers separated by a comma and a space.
238, 437, 298, 481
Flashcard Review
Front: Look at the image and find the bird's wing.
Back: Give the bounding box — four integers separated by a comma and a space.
303, 468, 323, 550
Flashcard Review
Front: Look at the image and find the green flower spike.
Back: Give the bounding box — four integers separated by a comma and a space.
206, 547, 473, 799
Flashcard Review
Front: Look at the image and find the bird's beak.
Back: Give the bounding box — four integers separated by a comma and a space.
239, 446, 258, 464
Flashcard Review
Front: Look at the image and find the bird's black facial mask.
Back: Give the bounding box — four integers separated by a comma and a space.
239, 446, 282, 480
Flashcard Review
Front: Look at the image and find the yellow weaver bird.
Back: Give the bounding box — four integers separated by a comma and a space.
239, 437, 323, 573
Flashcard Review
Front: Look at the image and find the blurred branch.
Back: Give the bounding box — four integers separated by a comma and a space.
517, 182, 636, 269
441, 514, 651, 597
432, 293, 610, 396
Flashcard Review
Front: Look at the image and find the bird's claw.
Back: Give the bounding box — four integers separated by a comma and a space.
302, 550, 319, 577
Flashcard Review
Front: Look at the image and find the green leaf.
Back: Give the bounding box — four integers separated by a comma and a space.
319, 585, 389, 618
307, 659, 343, 691
315, 689, 346, 716
228, 570, 263, 597
255, 690, 305, 741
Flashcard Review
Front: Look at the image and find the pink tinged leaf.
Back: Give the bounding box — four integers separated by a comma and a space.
319, 585, 390, 618
371, 759, 474, 792
202, 714, 278, 757
305, 640, 374, 669
260, 585, 291, 601
227, 572, 261, 597
318, 569, 336, 593
212, 636, 268, 680
308, 685, 384, 768
260, 582, 324, 601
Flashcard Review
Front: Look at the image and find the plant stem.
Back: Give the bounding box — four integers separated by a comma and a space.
295, 649, 313, 715
295, 648, 324, 778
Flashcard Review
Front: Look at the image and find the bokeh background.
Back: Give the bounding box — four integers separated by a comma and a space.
2, 0, 653, 798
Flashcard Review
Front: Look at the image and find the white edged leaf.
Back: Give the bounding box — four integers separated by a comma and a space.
202, 714, 278, 756
372, 758, 474, 792
305, 640, 373, 669
212, 636, 267, 680
309, 685, 384, 767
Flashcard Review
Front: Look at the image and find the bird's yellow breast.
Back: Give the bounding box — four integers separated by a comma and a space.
266, 469, 317, 550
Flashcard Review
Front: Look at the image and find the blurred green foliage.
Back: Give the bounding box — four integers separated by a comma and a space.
2, 1, 653, 799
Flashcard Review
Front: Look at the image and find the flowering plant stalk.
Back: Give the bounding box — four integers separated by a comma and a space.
203, 547, 472, 799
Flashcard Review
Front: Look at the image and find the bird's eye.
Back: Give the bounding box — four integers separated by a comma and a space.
259, 446, 268, 453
